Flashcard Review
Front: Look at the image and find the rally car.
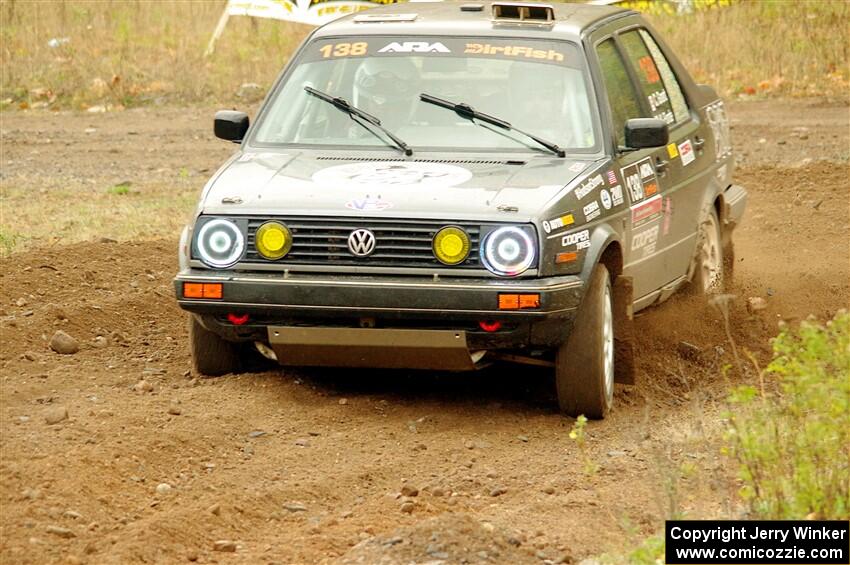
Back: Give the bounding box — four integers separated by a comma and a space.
174, 1, 747, 418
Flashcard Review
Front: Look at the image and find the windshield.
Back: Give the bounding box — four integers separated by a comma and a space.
253, 36, 599, 153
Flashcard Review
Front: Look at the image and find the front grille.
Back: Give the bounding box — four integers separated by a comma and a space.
244, 217, 482, 269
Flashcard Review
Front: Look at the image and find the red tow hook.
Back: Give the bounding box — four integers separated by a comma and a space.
227, 313, 250, 326
479, 320, 502, 332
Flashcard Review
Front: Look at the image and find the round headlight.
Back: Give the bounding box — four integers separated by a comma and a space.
433, 226, 470, 265
196, 219, 244, 268
481, 226, 535, 276
255, 221, 292, 260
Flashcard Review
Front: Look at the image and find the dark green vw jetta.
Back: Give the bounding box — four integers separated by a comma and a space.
174, 1, 747, 418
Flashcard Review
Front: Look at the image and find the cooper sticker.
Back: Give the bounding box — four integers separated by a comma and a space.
678, 139, 696, 166
599, 189, 612, 210
542, 213, 575, 234
346, 196, 393, 211
583, 200, 600, 221
573, 174, 604, 200
631, 224, 659, 255
631, 194, 663, 228
610, 185, 624, 207
561, 229, 590, 249
313, 162, 472, 188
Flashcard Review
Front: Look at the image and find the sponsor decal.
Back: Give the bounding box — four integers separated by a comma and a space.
599, 189, 612, 210
662, 196, 673, 236
639, 55, 661, 84
568, 162, 587, 173
561, 229, 590, 249
647, 89, 669, 112
666, 143, 679, 159
313, 162, 472, 188
620, 157, 657, 203
573, 173, 604, 200
345, 196, 393, 211
379, 41, 450, 53
542, 213, 575, 234
583, 200, 601, 221
464, 43, 564, 62
644, 180, 658, 197
610, 185, 624, 207
606, 170, 618, 185
631, 194, 663, 227
631, 224, 660, 256
706, 100, 733, 161
678, 139, 696, 166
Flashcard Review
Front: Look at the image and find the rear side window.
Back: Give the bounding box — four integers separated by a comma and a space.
596, 38, 645, 145
619, 30, 677, 125
638, 29, 689, 124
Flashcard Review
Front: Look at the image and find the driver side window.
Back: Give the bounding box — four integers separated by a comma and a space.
596, 38, 645, 146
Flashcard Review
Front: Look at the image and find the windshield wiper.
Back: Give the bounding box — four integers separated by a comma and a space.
419, 93, 565, 158
304, 86, 412, 156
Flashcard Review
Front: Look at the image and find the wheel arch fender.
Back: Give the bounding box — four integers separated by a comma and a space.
580, 224, 624, 282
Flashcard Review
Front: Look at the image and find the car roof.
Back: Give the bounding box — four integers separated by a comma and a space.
313, 1, 633, 42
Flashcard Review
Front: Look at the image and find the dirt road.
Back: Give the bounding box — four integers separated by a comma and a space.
1, 100, 848, 565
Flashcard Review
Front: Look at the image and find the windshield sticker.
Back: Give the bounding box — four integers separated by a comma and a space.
304, 37, 583, 67
542, 213, 575, 235
583, 200, 601, 222
639, 56, 661, 84
346, 196, 393, 211
561, 229, 590, 249
611, 185, 624, 207
631, 194, 663, 228
379, 41, 450, 54
313, 162, 472, 188
678, 139, 696, 166
574, 174, 604, 200
621, 157, 658, 203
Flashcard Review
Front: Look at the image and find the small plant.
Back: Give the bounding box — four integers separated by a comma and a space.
107, 182, 131, 195
569, 415, 599, 475
724, 310, 850, 519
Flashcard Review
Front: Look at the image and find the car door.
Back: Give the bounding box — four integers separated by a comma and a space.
591, 34, 675, 302
617, 27, 713, 285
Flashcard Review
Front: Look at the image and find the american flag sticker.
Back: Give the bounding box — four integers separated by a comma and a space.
606, 170, 618, 185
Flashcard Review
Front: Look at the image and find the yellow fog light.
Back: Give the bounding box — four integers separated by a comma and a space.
255, 221, 292, 260
433, 226, 470, 265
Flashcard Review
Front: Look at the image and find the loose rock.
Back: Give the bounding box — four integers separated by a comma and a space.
155, 483, 173, 495
167, 403, 182, 416
134, 380, 154, 393
490, 486, 508, 497
747, 297, 768, 314
400, 485, 419, 497
400, 501, 415, 514
44, 405, 69, 425
213, 540, 237, 552
49, 330, 79, 355
676, 341, 702, 362
46, 525, 75, 538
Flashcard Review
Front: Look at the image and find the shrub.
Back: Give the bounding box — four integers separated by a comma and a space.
725, 311, 850, 519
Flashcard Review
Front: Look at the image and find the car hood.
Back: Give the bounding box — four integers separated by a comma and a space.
201, 151, 599, 222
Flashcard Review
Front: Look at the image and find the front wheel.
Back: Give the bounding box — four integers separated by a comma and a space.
690, 207, 725, 294
555, 264, 614, 419
189, 315, 242, 376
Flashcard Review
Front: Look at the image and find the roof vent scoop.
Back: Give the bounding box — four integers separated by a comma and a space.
491, 2, 554, 23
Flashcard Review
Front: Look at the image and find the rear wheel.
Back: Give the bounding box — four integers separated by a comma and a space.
189, 315, 242, 376
555, 264, 614, 419
690, 208, 724, 294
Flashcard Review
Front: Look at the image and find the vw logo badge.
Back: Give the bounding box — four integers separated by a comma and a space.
347, 229, 376, 257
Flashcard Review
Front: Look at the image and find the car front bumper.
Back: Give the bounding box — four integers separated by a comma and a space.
174, 269, 586, 357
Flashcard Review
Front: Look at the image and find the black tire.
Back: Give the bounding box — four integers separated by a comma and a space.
689, 207, 725, 294
555, 264, 614, 419
189, 315, 242, 376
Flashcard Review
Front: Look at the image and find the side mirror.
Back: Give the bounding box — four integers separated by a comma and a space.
624, 118, 669, 149
214, 110, 249, 142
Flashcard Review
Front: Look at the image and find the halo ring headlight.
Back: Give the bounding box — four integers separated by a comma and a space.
481, 226, 535, 277
255, 221, 293, 260
196, 218, 244, 268
433, 226, 470, 265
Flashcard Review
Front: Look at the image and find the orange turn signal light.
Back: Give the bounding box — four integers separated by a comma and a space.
555, 251, 578, 264
498, 293, 540, 310
183, 282, 223, 299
